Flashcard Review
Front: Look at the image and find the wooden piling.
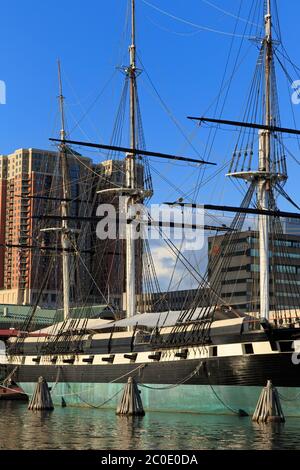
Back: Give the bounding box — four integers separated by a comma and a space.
28, 376, 54, 411
116, 377, 145, 416
252, 380, 285, 423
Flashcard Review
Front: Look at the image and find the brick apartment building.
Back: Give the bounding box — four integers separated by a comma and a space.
0, 148, 145, 311
0, 147, 93, 306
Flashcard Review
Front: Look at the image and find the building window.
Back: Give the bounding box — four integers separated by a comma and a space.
222, 291, 247, 298
251, 248, 300, 259
250, 264, 298, 274
276, 265, 297, 274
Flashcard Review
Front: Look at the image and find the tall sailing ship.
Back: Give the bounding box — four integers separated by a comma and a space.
2, 0, 300, 415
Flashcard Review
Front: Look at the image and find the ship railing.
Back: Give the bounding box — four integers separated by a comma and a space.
271, 316, 300, 329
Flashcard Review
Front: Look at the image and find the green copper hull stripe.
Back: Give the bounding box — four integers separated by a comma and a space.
20, 382, 300, 416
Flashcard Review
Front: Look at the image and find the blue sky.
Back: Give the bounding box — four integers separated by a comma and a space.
1, 1, 300, 289
0, 1, 299, 206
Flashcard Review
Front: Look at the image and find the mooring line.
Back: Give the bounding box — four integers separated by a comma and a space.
278, 390, 300, 402
52, 363, 146, 397
138, 363, 202, 390
51, 363, 147, 409
0, 365, 19, 386
0, 383, 29, 395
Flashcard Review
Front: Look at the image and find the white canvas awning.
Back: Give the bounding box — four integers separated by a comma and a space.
89, 307, 212, 330
33, 317, 112, 335
33, 307, 246, 335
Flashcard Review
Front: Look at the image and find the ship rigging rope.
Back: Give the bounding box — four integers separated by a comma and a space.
67, 69, 118, 137
68, 237, 114, 314
138, 39, 253, 196
200, 0, 261, 28
142, 201, 243, 318
200, 0, 244, 162
139, 0, 252, 204
273, 50, 300, 154
191, 0, 254, 203
141, 0, 257, 39
137, 53, 202, 159
139, 216, 243, 327
50, 42, 248, 214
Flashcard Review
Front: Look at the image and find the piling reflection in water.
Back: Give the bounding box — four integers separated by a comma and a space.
0, 401, 296, 450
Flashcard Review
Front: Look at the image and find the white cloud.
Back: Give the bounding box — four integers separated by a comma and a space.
148, 239, 207, 291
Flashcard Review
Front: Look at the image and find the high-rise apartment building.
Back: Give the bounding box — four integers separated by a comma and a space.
0, 148, 93, 306
0, 149, 146, 311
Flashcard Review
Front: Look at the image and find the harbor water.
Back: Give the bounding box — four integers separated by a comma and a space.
0, 401, 299, 450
